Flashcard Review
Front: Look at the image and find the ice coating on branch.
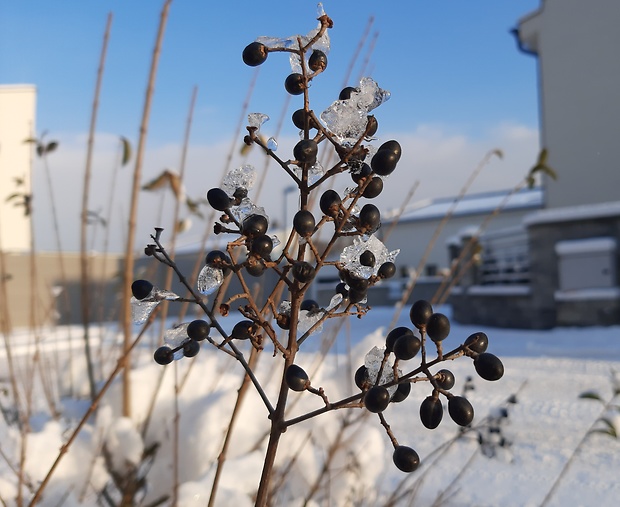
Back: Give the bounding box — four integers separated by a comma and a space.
164, 322, 191, 360
197, 265, 224, 295
293, 160, 324, 185
131, 298, 159, 324
365, 346, 398, 396
267, 137, 278, 151
340, 235, 400, 279
298, 309, 325, 336
320, 77, 389, 145
247, 113, 269, 130
326, 293, 343, 311
317, 2, 326, 17
221, 165, 257, 198
230, 198, 268, 224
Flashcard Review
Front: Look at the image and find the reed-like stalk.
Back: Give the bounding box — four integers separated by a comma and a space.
121, 0, 173, 418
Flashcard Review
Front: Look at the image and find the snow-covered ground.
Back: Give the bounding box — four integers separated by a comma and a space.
1, 306, 619, 506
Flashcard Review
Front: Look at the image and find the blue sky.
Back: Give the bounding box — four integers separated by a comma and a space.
0, 0, 542, 251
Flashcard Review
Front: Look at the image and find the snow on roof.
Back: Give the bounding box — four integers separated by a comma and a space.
524, 200, 620, 226
387, 187, 543, 223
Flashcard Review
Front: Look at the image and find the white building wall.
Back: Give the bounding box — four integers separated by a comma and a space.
0, 85, 35, 251
519, 0, 620, 209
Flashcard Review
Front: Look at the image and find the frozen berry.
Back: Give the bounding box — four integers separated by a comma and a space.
293, 139, 318, 164
131, 279, 153, 300
378, 140, 402, 160
393, 446, 420, 473
293, 210, 315, 237
242, 214, 268, 238
354, 365, 369, 390
242, 41, 268, 66
205, 250, 231, 273
347, 287, 367, 304
285, 364, 309, 391
183, 339, 200, 358
409, 300, 433, 329
250, 234, 273, 257
207, 188, 231, 211
378, 262, 396, 279
426, 313, 450, 342
292, 109, 316, 130
474, 353, 504, 381
245, 262, 266, 277
292, 261, 315, 283
359, 250, 376, 267
308, 49, 327, 71
320, 189, 341, 217
300, 299, 319, 312
464, 332, 489, 353
231, 320, 255, 340
435, 369, 455, 390
363, 177, 383, 198
339, 86, 357, 100
371, 149, 398, 176
448, 396, 474, 426
364, 386, 390, 413
393, 335, 422, 361
386, 327, 413, 352
285, 73, 305, 95
359, 204, 381, 231
420, 396, 443, 429
187, 320, 210, 341
391, 381, 411, 403
351, 163, 372, 184
366, 115, 378, 137
154, 346, 173, 365
335, 282, 348, 297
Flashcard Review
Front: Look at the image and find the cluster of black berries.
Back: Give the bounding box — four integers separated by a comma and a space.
131, 8, 506, 482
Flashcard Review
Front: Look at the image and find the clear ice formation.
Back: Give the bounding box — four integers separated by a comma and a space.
131, 298, 159, 325
297, 308, 324, 336
365, 346, 398, 396
340, 235, 400, 279
320, 77, 390, 145
293, 160, 324, 185
267, 137, 278, 151
247, 113, 269, 131
221, 164, 257, 198
197, 265, 224, 295
130, 287, 180, 324
229, 198, 268, 224
164, 323, 190, 360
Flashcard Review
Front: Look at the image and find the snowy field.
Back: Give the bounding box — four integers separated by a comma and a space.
1, 305, 619, 507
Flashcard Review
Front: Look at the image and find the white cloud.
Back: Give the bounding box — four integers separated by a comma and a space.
30, 123, 539, 253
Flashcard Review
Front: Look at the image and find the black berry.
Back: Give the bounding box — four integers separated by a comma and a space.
464, 332, 489, 353
285, 364, 309, 392
366, 115, 378, 137
293, 210, 316, 237
285, 73, 305, 95
435, 369, 455, 390
154, 346, 174, 365
293, 139, 318, 165
242, 214, 268, 238
292, 261, 315, 283
354, 365, 369, 390
448, 396, 474, 426
363, 176, 383, 198
351, 163, 372, 184
409, 300, 433, 329
300, 299, 319, 312
391, 381, 411, 403
320, 190, 341, 217
386, 327, 413, 352
308, 49, 327, 71
474, 353, 504, 381
378, 262, 396, 279
364, 386, 391, 413
231, 320, 255, 340
420, 396, 443, 429
426, 313, 450, 342
242, 41, 268, 66
250, 234, 273, 257
339, 86, 357, 100
371, 149, 398, 176
393, 446, 420, 473
131, 279, 153, 300
183, 339, 200, 358
359, 250, 376, 267
393, 335, 422, 361
207, 188, 232, 211
187, 320, 210, 341
359, 204, 381, 231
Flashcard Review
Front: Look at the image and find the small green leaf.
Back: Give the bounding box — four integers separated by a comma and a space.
538, 148, 548, 165
579, 391, 603, 402
120, 136, 132, 166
